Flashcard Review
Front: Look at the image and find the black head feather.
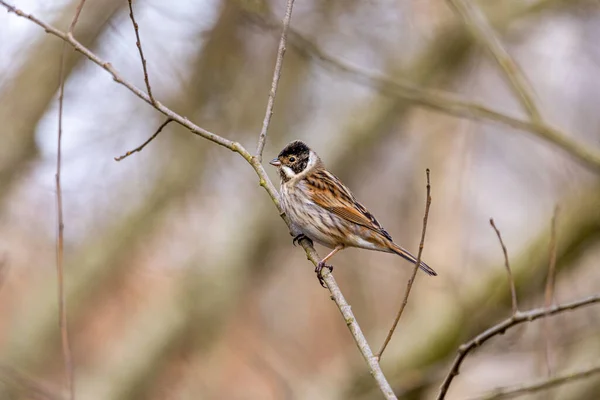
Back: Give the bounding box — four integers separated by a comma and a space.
278, 140, 310, 159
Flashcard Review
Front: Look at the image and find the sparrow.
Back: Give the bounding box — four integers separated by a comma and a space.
270, 140, 437, 287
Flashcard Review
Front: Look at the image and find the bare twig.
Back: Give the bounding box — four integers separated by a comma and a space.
255, 0, 295, 161
436, 294, 600, 400
56, 42, 74, 400
127, 0, 156, 105
68, 0, 87, 33
251, 11, 600, 172
447, 0, 541, 121
377, 169, 432, 360
490, 218, 518, 315
542, 205, 560, 375
114, 118, 173, 161
474, 363, 600, 400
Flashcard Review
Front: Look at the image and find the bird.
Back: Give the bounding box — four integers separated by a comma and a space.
269, 140, 437, 287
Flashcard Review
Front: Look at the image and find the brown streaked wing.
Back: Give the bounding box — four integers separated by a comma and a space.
306, 169, 393, 241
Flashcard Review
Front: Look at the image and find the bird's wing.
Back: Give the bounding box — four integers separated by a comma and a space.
305, 169, 393, 241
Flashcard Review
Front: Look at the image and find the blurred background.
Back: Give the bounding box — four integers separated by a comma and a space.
1, 0, 600, 399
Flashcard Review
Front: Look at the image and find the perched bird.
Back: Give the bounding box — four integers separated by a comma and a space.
270, 140, 437, 287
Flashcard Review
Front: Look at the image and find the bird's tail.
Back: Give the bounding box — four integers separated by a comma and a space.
390, 243, 437, 276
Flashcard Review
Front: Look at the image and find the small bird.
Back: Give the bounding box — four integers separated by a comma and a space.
270, 140, 437, 287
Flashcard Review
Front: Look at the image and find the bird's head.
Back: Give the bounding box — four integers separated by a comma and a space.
270, 140, 318, 181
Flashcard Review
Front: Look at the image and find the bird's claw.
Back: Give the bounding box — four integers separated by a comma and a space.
315, 261, 333, 288
293, 234, 312, 247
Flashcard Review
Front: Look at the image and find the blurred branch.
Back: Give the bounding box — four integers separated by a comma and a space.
0, 366, 62, 400
474, 363, 600, 400
490, 219, 518, 315
543, 206, 560, 375
255, 0, 295, 161
55, 42, 74, 400
0, 2, 397, 397
248, 1, 600, 172
436, 294, 600, 399
0, 255, 8, 292
114, 118, 173, 161
127, 0, 155, 105
377, 169, 432, 360
446, 0, 541, 121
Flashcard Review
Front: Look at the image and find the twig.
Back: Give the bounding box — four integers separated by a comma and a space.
251, 12, 600, 172
114, 118, 173, 161
68, 0, 87, 33
127, 0, 156, 105
489, 218, 518, 315
56, 42, 75, 400
447, 0, 542, 121
542, 205, 560, 375
436, 294, 600, 400
0, 366, 63, 400
377, 169, 432, 360
474, 363, 600, 400
255, 0, 295, 161
3, 1, 600, 173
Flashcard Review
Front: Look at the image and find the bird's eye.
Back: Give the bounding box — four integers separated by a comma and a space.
289, 156, 296, 162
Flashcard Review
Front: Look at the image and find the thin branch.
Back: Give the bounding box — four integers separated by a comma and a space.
0, 3, 397, 397
68, 0, 87, 33
489, 218, 518, 315
114, 118, 173, 161
251, 13, 600, 172
447, 0, 542, 121
377, 168, 432, 360
127, 0, 156, 105
255, 0, 295, 161
474, 363, 600, 400
436, 294, 600, 400
56, 42, 75, 400
542, 205, 560, 375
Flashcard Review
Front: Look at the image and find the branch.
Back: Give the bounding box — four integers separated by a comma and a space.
436, 294, 600, 399
127, 0, 156, 105
447, 0, 541, 121
68, 0, 87, 33
255, 0, 295, 161
474, 363, 600, 400
377, 169, 432, 360
542, 205, 560, 375
0, 2, 397, 397
114, 118, 173, 161
489, 218, 518, 314
56, 42, 74, 400
0, 255, 8, 292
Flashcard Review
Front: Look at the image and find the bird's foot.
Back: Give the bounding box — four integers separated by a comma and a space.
315, 261, 333, 288
293, 234, 313, 247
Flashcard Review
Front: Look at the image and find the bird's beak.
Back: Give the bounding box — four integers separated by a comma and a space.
269, 158, 281, 167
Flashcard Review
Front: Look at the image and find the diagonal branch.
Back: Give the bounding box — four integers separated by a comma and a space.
255, 0, 295, 161
68, 0, 87, 33
542, 205, 560, 375
377, 168, 432, 360
114, 118, 173, 161
127, 0, 156, 105
490, 218, 518, 315
474, 363, 600, 400
447, 0, 541, 121
436, 294, 600, 399
0, 2, 397, 397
